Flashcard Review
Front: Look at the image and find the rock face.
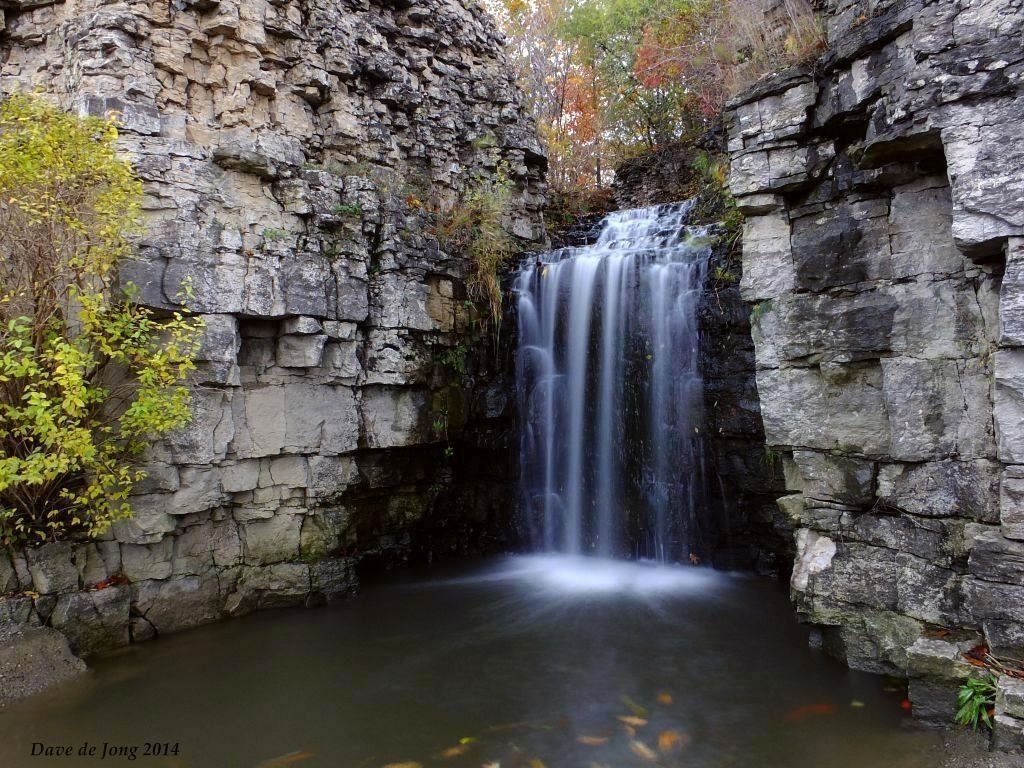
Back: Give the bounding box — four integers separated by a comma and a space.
728, 0, 1024, 715
700, 229, 792, 573
0, 0, 545, 653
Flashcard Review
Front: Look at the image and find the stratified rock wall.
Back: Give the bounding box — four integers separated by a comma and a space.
728, 0, 1024, 721
0, 0, 545, 654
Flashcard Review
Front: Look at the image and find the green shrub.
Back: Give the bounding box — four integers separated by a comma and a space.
0, 94, 203, 546
260, 227, 288, 241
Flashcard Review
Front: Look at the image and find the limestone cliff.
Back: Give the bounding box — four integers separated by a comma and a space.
0, 0, 545, 654
728, 0, 1024, 727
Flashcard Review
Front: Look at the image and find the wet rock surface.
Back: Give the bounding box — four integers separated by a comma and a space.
608, 139, 792, 573
0, 0, 545, 653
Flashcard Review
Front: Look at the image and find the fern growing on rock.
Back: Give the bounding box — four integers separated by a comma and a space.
956, 674, 998, 731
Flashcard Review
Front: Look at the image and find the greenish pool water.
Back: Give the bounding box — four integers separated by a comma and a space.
0, 556, 942, 767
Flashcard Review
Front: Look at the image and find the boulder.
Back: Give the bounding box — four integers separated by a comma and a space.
0, 628, 87, 708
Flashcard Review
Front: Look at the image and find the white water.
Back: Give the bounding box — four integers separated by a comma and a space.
486, 554, 726, 595
515, 202, 714, 563
429, 555, 728, 596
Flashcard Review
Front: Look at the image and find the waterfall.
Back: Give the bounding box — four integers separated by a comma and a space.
514, 201, 714, 563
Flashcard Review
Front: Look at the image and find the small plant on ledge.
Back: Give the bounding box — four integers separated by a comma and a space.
438, 343, 469, 379
332, 202, 363, 217
431, 161, 516, 334
956, 674, 998, 730
260, 226, 288, 241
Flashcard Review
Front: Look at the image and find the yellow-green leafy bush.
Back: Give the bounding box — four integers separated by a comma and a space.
0, 94, 203, 546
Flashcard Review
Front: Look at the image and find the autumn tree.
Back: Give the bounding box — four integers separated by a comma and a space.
488, 0, 604, 190
484, 0, 825, 192
0, 94, 203, 546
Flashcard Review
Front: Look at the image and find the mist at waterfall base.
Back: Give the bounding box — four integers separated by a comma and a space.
0, 559, 940, 768
515, 202, 717, 563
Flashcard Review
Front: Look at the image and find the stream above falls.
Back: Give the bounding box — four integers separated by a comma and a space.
0, 557, 942, 768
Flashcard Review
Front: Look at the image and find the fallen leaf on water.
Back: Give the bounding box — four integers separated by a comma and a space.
850, 700, 865, 708
656, 692, 673, 706
576, 736, 609, 746
621, 695, 649, 718
622, 724, 637, 738
629, 740, 658, 762
617, 715, 648, 727
658, 730, 689, 754
783, 703, 837, 722
439, 745, 471, 758
381, 763, 423, 768
256, 752, 315, 768
482, 763, 500, 768
460, 737, 478, 745
527, 759, 547, 768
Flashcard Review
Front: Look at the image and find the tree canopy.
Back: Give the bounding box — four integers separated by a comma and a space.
486, 0, 824, 190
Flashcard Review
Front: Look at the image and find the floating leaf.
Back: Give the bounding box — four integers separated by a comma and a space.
256, 752, 315, 767
783, 703, 836, 722
527, 759, 547, 768
656, 692, 673, 706
629, 740, 658, 761
576, 736, 609, 746
459, 737, 478, 745
621, 695, 649, 718
617, 715, 648, 727
658, 730, 689, 754
381, 763, 423, 768
439, 745, 470, 758
622, 724, 637, 738
850, 700, 865, 708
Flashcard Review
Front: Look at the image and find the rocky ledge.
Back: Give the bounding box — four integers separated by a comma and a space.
727, 0, 1024, 736
0, 0, 545, 667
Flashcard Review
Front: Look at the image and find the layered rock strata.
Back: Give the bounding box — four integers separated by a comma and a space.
0, 0, 545, 655
728, 0, 1024, 726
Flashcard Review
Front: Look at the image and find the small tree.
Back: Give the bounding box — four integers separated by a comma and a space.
0, 94, 203, 546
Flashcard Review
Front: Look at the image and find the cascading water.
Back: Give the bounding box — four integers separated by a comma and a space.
515, 201, 715, 563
